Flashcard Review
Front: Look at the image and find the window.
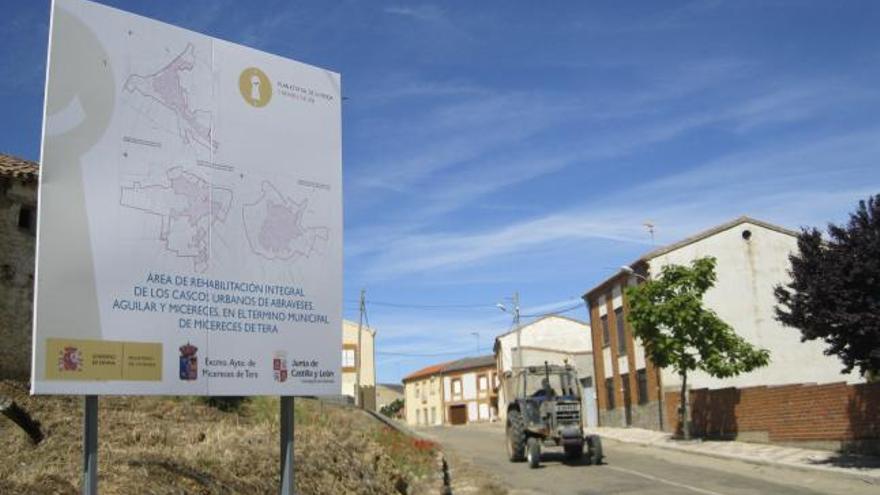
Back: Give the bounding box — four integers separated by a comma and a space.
342, 347, 356, 370
431, 407, 436, 425
478, 374, 488, 396
615, 307, 626, 355
416, 409, 421, 425
605, 377, 615, 410
452, 378, 462, 399
637, 368, 648, 405
18, 205, 35, 234
430, 376, 436, 395
601, 315, 609, 347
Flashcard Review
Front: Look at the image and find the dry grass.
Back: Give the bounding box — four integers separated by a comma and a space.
0, 381, 439, 494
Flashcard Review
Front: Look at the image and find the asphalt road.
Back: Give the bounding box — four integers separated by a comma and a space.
419, 423, 879, 495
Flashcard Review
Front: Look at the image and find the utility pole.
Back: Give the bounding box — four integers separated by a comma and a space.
514, 292, 521, 369
644, 222, 656, 246
356, 288, 365, 408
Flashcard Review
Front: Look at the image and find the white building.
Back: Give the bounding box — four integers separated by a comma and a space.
493, 315, 595, 426
441, 355, 498, 425
341, 320, 376, 410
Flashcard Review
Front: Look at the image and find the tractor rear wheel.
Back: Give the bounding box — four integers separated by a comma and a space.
506, 410, 526, 462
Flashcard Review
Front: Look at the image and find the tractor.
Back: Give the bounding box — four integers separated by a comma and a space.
505, 362, 603, 468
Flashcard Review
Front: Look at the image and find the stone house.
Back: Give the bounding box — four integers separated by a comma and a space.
0, 154, 38, 379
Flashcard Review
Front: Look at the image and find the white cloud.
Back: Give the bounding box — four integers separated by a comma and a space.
355, 127, 880, 279
383, 5, 446, 22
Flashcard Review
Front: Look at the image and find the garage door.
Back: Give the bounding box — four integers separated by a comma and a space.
449, 405, 467, 425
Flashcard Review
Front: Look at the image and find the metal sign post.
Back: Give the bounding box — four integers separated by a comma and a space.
83, 395, 98, 495
280, 396, 295, 495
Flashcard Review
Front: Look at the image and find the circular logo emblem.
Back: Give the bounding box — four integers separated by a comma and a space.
239, 67, 272, 107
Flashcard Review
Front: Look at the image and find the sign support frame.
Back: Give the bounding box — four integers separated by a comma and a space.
83, 395, 98, 495
280, 396, 295, 495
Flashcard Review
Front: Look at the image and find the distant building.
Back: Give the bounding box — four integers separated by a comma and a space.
583, 216, 864, 431
341, 320, 376, 410
0, 154, 37, 379
402, 362, 447, 427
441, 355, 498, 425
402, 355, 499, 426
494, 315, 595, 426
376, 383, 404, 412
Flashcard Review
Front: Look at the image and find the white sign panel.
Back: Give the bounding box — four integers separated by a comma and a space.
32, 0, 342, 395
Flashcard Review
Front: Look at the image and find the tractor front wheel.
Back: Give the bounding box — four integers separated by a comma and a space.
564, 443, 583, 460
527, 437, 541, 469
586, 434, 603, 465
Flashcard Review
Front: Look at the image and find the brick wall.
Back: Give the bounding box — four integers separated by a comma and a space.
664, 381, 880, 453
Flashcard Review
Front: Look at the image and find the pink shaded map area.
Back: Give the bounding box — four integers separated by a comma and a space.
242, 181, 329, 261
123, 43, 217, 151
120, 167, 232, 272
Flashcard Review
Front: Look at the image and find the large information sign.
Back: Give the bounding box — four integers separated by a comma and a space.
32, 0, 342, 396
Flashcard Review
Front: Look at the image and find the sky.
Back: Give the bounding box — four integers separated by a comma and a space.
2, 0, 879, 384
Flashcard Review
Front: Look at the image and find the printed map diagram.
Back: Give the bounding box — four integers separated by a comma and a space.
123, 43, 217, 153
120, 167, 233, 272
117, 40, 330, 272
243, 181, 329, 261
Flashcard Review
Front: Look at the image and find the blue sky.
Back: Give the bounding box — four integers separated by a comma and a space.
3, 1, 879, 384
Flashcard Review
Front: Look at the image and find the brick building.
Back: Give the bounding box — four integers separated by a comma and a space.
0, 154, 38, 379
583, 217, 863, 431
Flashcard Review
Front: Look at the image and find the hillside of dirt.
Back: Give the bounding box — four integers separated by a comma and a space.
0, 380, 440, 494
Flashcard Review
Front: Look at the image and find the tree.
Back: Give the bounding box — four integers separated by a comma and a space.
775, 194, 880, 379
626, 257, 770, 439
380, 398, 404, 419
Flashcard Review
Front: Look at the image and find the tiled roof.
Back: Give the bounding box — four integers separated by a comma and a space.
583, 216, 801, 299
443, 355, 495, 373
494, 314, 588, 341
401, 354, 497, 382
634, 216, 799, 264
402, 361, 450, 382
0, 153, 39, 179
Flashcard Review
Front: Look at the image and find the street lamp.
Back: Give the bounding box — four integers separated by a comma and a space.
498, 293, 521, 369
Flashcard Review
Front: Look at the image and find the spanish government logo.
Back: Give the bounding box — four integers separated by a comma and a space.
58, 346, 83, 373
239, 67, 272, 107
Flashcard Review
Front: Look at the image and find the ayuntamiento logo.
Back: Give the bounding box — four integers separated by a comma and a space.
239, 67, 272, 107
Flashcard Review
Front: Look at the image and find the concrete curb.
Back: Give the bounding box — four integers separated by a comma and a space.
599, 434, 880, 482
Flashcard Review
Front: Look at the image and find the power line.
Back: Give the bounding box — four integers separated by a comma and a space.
376, 349, 472, 357
520, 303, 585, 318
345, 299, 497, 310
